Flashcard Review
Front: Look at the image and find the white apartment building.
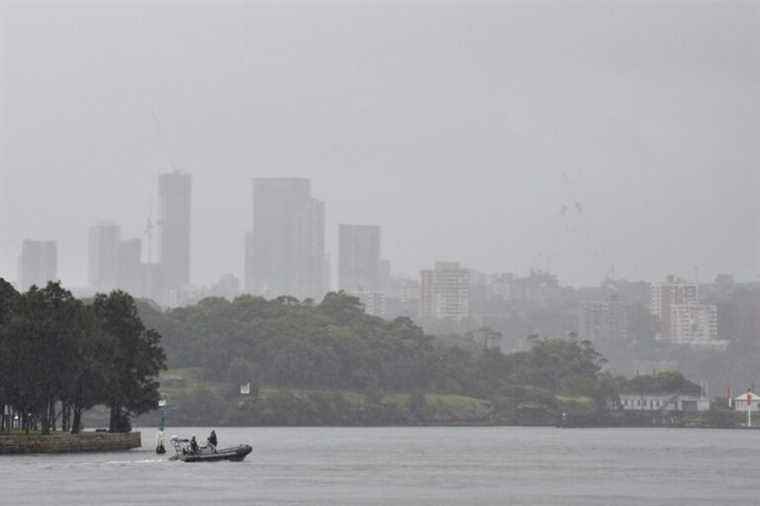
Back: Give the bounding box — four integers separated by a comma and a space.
650, 275, 699, 336
419, 262, 470, 322
668, 303, 718, 344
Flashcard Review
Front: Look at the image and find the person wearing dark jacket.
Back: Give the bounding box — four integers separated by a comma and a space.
190, 436, 199, 454
208, 430, 218, 447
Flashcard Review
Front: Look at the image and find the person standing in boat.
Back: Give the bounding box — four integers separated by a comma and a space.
208, 430, 218, 448
190, 436, 199, 454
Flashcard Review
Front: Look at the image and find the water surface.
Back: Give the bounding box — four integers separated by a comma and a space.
1, 427, 758, 505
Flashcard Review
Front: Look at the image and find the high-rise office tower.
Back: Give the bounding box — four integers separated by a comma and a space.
117, 238, 143, 296
338, 224, 381, 293
248, 178, 327, 300
88, 222, 121, 292
158, 171, 192, 290
18, 240, 58, 290
243, 231, 255, 294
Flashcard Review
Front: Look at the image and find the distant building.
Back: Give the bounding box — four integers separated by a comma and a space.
733, 391, 760, 412
117, 238, 143, 296
647, 275, 723, 348
489, 273, 514, 300
419, 262, 470, 322
488, 270, 562, 306
419, 270, 434, 320
384, 277, 419, 320
243, 231, 254, 295
578, 294, 629, 343
158, 171, 192, 291
396, 277, 420, 303
356, 291, 386, 317
18, 239, 58, 290
666, 303, 719, 344
141, 262, 164, 303
338, 224, 381, 293
247, 178, 327, 300
378, 259, 392, 295
88, 222, 121, 292
210, 273, 241, 300
619, 393, 710, 413
650, 275, 698, 337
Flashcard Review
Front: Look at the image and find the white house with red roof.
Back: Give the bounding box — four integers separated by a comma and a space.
733, 391, 760, 412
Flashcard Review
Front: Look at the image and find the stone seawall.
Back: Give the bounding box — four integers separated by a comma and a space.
0, 432, 141, 455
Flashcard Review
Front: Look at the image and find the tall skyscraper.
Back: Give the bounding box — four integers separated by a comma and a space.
88, 222, 121, 292
247, 178, 327, 300
338, 224, 381, 293
117, 238, 143, 296
18, 240, 58, 290
158, 171, 192, 290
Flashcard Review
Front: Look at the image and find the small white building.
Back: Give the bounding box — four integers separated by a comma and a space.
619, 393, 710, 413
733, 392, 760, 412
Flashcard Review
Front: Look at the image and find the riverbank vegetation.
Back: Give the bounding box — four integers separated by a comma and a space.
0, 279, 166, 434
133, 292, 623, 426
3, 281, 726, 429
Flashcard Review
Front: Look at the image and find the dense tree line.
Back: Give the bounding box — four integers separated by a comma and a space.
0, 279, 165, 434
137, 291, 615, 416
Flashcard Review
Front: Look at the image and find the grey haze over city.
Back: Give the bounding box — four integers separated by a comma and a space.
1, 1, 759, 290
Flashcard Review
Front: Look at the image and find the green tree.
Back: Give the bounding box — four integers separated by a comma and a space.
0, 279, 20, 432
6, 283, 89, 433
94, 291, 166, 432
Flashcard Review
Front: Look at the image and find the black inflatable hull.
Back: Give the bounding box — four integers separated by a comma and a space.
178, 444, 252, 463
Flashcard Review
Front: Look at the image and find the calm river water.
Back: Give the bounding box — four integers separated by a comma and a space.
2, 427, 760, 505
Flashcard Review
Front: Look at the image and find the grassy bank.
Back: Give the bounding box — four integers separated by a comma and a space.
117, 369, 742, 429
129, 368, 494, 427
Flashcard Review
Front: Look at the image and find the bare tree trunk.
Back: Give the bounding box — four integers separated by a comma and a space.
49, 399, 57, 432
61, 403, 70, 433
71, 406, 82, 434
109, 402, 116, 432
40, 407, 50, 435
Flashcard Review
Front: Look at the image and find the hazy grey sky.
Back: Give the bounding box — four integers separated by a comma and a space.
1, 1, 759, 288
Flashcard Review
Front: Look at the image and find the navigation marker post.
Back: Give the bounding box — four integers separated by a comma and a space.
747, 391, 752, 428
156, 398, 168, 454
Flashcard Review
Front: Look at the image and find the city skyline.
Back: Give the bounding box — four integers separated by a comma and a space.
2, 4, 759, 289
4, 169, 759, 293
